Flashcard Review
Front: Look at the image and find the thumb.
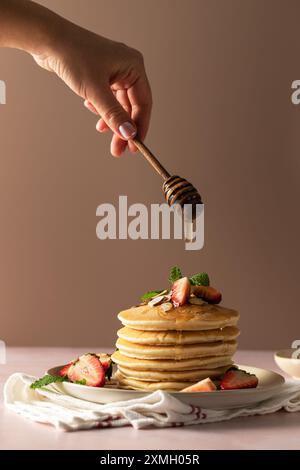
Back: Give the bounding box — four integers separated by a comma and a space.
91, 85, 137, 140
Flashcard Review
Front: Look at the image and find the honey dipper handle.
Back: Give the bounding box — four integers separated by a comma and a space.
132, 138, 170, 180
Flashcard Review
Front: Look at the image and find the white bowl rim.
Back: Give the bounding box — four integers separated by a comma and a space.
275, 348, 300, 361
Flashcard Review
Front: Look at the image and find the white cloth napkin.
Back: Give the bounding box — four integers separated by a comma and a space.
4, 373, 300, 431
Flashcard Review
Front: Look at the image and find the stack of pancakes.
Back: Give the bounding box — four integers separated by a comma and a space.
112, 303, 240, 391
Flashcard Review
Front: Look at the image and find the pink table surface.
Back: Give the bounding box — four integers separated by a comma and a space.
0, 348, 299, 450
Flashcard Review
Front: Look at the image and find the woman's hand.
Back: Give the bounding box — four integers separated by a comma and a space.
33, 25, 152, 157
0, 0, 152, 157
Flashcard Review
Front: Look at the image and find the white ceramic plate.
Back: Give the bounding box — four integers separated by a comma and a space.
47, 364, 285, 410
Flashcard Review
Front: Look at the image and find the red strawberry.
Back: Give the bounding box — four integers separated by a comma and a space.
171, 277, 191, 307
97, 353, 113, 379
97, 353, 111, 372
192, 285, 222, 304
59, 362, 73, 377
220, 368, 258, 390
68, 353, 105, 387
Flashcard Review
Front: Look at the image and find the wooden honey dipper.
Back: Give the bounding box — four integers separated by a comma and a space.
132, 137, 202, 218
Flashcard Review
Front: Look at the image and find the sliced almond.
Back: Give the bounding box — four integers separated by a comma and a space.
160, 302, 173, 312
148, 295, 165, 307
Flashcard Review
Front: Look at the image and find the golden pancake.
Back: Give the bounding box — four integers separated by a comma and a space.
117, 326, 240, 345
116, 337, 237, 360
115, 371, 191, 391
118, 304, 239, 331
111, 350, 233, 371
117, 365, 230, 382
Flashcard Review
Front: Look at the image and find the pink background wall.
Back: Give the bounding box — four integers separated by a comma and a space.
0, 0, 299, 348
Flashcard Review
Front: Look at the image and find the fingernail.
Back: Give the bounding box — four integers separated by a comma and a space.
119, 122, 136, 139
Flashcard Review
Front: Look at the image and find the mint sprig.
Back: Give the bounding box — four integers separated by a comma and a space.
189, 272, 210, 286
168, 266, 182, 283
30, 374, 69, 389
74, 379, 87, 385
140, 290, 164, 302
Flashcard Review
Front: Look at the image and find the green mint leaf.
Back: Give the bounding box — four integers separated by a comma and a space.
140, 290, 163, 301
74, 379, 86, 385
189, 272, 210, 286
169, 266, 182, 283
30, 374, 69, 389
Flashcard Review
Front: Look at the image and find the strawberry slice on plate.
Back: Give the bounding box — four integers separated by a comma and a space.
68, 353, 105, 387
180, 377, 217, 393
97, 353, 111, 372
220, 368, 258, 390
59, 362, 73, 377
171, 277, 191, 307
97, 353, 113, 379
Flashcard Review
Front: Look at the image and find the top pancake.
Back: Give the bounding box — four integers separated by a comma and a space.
118, 303, 239, 331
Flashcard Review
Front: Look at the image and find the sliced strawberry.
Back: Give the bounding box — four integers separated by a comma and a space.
171, 277, 191, 307
97, 353, 113, 379
68, 353, 105, 387
192, 285, 222, 304
97, 353, 111, 372
220, 368, 258, 390
59, 362, 73, 377
180, 377, 217, 393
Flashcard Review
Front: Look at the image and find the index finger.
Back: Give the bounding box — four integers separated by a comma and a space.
127, 73, 152, 142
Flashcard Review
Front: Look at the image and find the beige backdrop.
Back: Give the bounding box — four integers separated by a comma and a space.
0, 0, 299, 349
